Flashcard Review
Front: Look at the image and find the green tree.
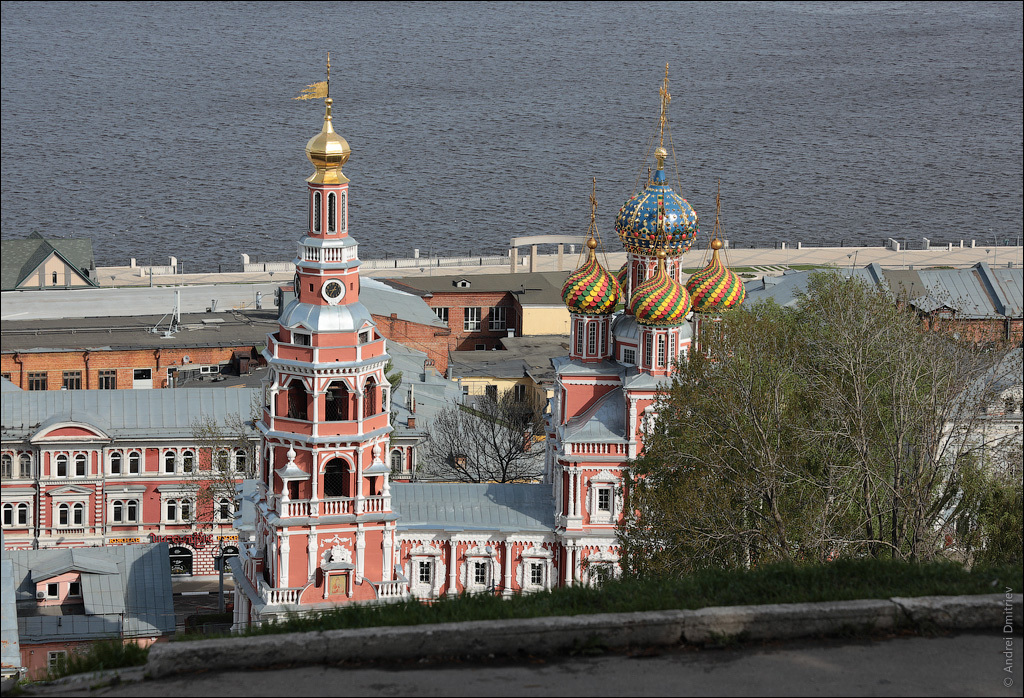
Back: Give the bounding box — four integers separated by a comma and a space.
621, 274, 1017, 577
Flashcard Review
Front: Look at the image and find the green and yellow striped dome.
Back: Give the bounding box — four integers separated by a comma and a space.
629, 253, 691, 326
561, 239, 621, 315
685, 240, 746, 313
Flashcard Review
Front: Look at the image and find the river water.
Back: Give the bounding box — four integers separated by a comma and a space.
1, 2, 1021, 272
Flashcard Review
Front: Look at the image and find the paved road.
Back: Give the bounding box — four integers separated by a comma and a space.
40, 633, 1017, 697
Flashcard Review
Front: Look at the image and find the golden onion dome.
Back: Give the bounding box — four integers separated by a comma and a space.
561, 238, 621, 316
306, 98, 351, 184
685, 238, 746, 313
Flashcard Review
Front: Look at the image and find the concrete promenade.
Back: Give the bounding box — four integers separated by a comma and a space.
17, 593, 1022, 697
93, 244, 1022, 288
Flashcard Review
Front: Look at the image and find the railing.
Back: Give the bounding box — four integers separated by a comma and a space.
321, 497, 354, 516
258, 579, 304, 606
301, 246, 356, 263
44, 527, 88, 537
372, 580, 409, 600
362, 495, 389, 513
359, 254, 508, 270
284, 500, 310, 518
570, 442, 625, 455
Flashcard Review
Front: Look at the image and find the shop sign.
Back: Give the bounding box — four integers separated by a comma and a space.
108, 537, 143, 545
149, 532, 213, 549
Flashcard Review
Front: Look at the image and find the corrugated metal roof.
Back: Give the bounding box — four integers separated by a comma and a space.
6, 542, 174, 643
29, 549, 119, 583
1, 387, 259, 441
392, 483, 555, 532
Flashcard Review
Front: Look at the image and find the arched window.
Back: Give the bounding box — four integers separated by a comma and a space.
75, 453, 87, 476
323, 458, 347, 498
325, 381, 350, 421
57, 503, 70, 526
17, 503, 29, 525
182, 450, 195, 473
1, 454, 11, 479
164, 451, 177, 473
363, 378, 378, 419
128, 452, 141, 474
72, 502, 84, 525
179, 500, 190, 521
52, 271, 58, 285
217, 498, 233, 521
2, 504, 12, 526
19, 453, 32, 478
327, 192, 337, 232
234, 449, 247, 475
313, 192, 322, 233
166, 500, 178, 522
216, 450, 230, 473
288, 381, 308, 420
109, 452, 122, 475
390, 449, 404, 472
56, 454, 68, 478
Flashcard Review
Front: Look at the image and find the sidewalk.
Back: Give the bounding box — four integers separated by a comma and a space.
95, 245, 1023, 288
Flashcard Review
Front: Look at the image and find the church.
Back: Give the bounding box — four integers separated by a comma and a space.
232, 67, 745, 628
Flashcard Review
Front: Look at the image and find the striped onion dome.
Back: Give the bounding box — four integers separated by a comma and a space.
629, 251, 691, 326
615, 263, 628, 290
561, 238, 621, 315
685, 239, 746, 313
615, 149, 699, 257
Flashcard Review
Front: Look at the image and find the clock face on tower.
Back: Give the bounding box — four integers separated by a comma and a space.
322, 279, 346, 304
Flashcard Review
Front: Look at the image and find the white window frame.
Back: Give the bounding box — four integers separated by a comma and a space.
489, 306, 507, 331
516, 544, 554, 593
20, 453, 33, 479
127, 451, 142, 475
2, 501, 31, 528
1, 454, 11, 479
433, 307, 449, 324
622, 347, 636, 366
461, 545, 497, 594
587, 473, 622, 525
163, 450, 177, 474
108, 451, 123, 475
464, 307, 482, 332
111, 499, 140, 524
407, 544, 445, 599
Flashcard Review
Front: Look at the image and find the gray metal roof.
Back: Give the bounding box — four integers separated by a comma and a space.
382, 271, 570, 306
392, 483, 555, 532
29, 549, 120, 583
7, 542, 175, 643
387, 343, 465, 437
1, 310, 275, 353
563, 388, 627, 442
745, 264, 1023, 318
1, 387, 259, 442
361, 277, 448, 329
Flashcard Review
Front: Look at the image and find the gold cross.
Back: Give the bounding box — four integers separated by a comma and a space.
658, 63, 671, 146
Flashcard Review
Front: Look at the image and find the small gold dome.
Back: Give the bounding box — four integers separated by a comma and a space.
710, 238, 724, 250
306, 98, 351, 184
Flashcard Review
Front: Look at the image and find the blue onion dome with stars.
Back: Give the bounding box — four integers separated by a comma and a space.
615, 147, 699, 256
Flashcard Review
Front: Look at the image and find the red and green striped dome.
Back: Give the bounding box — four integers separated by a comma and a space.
685, 243, 746, 313
562, 241, 621, 316
629, 257, 690, 326
615, 263, 628, 290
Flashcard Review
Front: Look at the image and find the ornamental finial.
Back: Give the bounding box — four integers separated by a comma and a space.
658, 63, 671, 148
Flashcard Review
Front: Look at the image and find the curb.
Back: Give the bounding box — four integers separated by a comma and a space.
144, 593, 1023, 679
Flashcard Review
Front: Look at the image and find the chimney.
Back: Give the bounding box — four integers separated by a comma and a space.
407, 416, 416, 429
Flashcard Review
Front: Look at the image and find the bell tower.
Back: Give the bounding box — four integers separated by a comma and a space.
235, 60, 400, 628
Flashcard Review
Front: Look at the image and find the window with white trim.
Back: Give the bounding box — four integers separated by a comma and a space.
390, 449, 404, 472
657, 334, 666, 367
216, 498, 233, 522
587, 321, 597, 354
19, 453, 33, 478
182, 450, 195, 473
48, 651, 67, 672
109, 452, 122, 475
234, 449, 248, 475
644, 333, 653, 367
418, 560, 432, 584
473, 561, 487, 586
575, 319, 584, 355
128, 452, 141, 474
530, 562, 544, 586
164, 451, 177, 474
74, 453, 87, 477
464, 307, 481, 332
2, 502, 31, 527
56, 502, 85, 527
489, 306, 507, 331
327, 192, 337, 232
433, 307, 449, 324
312, 191, 322, 233
622, 348, 636, 366
1, 454, 10, 479
112, 500, 139, 524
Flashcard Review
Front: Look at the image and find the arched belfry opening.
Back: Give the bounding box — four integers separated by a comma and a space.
323, 457, 348, 498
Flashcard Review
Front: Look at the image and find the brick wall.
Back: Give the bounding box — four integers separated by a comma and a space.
371, 313, 452, 376
418, 291, 520, 354
2, 346, 259, 390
